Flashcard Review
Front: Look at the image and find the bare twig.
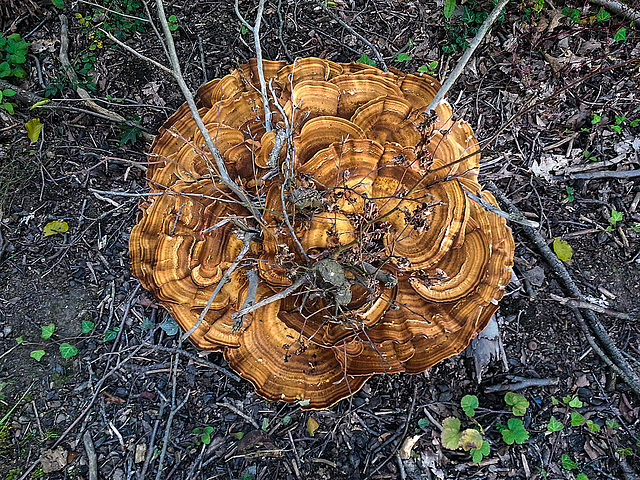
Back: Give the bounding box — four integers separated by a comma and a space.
217, 401, 261, 429
232, 276, 307, 320
588, 0, 640, 26
314, 0, 388, 72
570, 169, 640, 180
154, 355, 190, 480
153, 0, 263, 221
82, 430, 98, 480
180, 232, 255, 342
462, 186, 540, 228
235, 0, 272, 130
427, 0, 509, 112
233, 269, 260, 332
549, 294, 636, 321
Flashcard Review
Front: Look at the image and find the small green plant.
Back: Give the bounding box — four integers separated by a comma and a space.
562, 7, 580, 24
565, 186, 575, 202
59, 342, 78, 358
261, 418, 269, 430
596, 8, 610, 22
614, 26, 627, 42
193, 426, 214, 444
610, 114, 625, 134
591, 113, 601, 125
442, 1, 505, 53
0, 33, 30, 80
461, 394, 479, 417
167, 14, 179, 31
609, 209, 623, 227
395, 52, 412, 62
0, 88, 17, 114
498, 418, 529, 444
444, 0, 456, 18
356, 53, 376, 66
505, 392, 529, 416
104, 326, 120, 342
119, 123, 144, 145
547, 415, 564, 432
583, 150, 597, 162
418, 61, 439, 74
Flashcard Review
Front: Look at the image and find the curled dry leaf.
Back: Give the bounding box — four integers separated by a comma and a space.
129, 58, 515, 409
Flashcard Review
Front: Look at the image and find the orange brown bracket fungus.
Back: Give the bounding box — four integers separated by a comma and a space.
129, 58, 515, 409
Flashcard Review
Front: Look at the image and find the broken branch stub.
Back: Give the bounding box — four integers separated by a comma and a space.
129, 58, 515, 409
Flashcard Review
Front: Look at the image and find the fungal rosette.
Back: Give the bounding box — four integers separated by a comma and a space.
129, 58, 515, 409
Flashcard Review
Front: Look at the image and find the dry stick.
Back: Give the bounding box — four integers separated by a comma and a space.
485, 181, 640, 395
314, 0, 388, 72
147, 344, 241, 382
549, 294, 636, 322
427, 0, 509, 112
154, 355, 191, 480
588, 0, 640, 26
82, 430, 98, 480
138, 402, 166, 480
16, 344, 145, 480
462, 187, 540, 228
571, 169, 640, 180
58, 15, 155, 142
235, 0, 272, 131
180, 232, 254, 342
153, 0, 263, 222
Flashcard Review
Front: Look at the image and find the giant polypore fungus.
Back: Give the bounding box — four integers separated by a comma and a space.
129, 58, 515, 409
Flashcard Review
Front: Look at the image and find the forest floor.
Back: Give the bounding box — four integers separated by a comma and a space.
0, 0, 639, 479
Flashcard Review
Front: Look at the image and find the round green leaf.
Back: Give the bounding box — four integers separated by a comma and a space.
59, 342, 78, 358
30, 350, 46, 361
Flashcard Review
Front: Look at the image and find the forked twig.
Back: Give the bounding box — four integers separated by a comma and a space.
427, 0, 509, 112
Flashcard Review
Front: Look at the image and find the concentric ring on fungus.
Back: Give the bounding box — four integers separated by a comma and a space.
129, 58, 515, 409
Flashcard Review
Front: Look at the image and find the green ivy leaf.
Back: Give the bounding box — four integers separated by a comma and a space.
605, 418, 620, 429
51, 0, 64, 8
470, 439, 490, 462
586, 420, 601, 432
547, 416, 564, 432
261, 418, 269, 431
441, 417, 461, 449
505, 392, 529, 416
104, 327, 120, 342
561, 454, 578, 470
568, 397, 583, 408
596, 8, 610, 21
417, 418, 430, 429
571, 412, 585, 426
30, 350, 46, 361
576, 474, 589, 480
41, 324, 55, 339
81, 320, 95, 334
444, 0, 456, 18
282, 415, 292, 426
614, 26, 627, 42
356, 53, 376, 66
610, 209, 623, 225
59, 342, 78, 358
591, 113, 601, 124
501, 418, 529, 445
395, 52, 412, 62
461, 395, 479, 417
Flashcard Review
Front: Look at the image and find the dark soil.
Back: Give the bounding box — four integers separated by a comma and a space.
1, 1, 639, 479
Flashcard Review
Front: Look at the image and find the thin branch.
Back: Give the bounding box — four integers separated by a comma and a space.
232, 276, 307, 319
314, 0, 388, 72
549, 294, 636, 321
588, 0, 640, 26
154, 0, 263, 221
180, 232, 255, 343
233, 269, 260, 332
234, 0, 273, 130
462, 186, 540, 228
427, 0, 509, 112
